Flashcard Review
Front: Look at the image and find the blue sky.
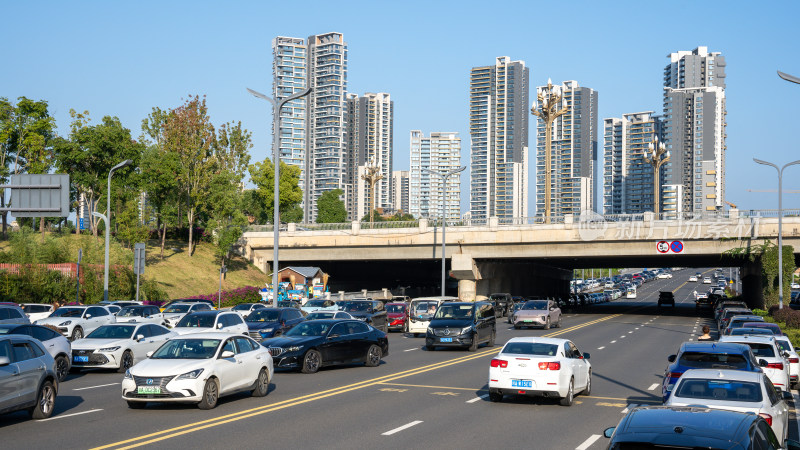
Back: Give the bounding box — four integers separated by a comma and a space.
2, 0, 799, 214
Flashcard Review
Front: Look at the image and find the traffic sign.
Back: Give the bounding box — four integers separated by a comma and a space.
657, 241, 669, 253
670, 241, 684, 253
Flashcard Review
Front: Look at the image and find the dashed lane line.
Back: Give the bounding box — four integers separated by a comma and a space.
648, 383, 660, 391
575, 435, 602, 450
382, 420, 423, 436
466, 394, 489, 404
37, 409, 103, 422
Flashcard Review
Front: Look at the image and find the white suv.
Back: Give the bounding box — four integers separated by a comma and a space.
719, 335, 791, 391
36, 305, 115, 340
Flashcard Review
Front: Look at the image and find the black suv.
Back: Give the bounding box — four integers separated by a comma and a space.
425, 301, 496, 351
489, 293, 513, 317
339, 300, 388, 332
658, 291, 675, 307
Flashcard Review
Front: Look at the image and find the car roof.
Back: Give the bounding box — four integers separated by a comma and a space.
615, 406, 755, 442
679, 341, 752, 353
168, 332, 245, 339
679, 368, 762, 382
719, 335, 777, 344
184, 311, 222, 317
504, 337, 569, 345
411, 296, 458, 301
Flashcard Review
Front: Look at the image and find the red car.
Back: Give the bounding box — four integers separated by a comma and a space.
385, 302, 408, 332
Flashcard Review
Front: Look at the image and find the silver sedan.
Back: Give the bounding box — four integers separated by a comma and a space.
511, 300, 562, 330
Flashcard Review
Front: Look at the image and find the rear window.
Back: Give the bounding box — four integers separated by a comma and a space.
502, 342, 559, 356
743, 343, 775, 358
675, 379, 762, 403
678, 352, 748, 370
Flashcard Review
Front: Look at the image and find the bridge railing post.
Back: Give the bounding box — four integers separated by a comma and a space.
564, 214, 574, 230
489, 216, 499, 230
419, 218, 428, 233
352, 221, 360, 235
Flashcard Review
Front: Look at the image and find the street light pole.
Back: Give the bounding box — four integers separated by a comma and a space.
645, 135, 670, 216
247, 87, 311, 307
423, 166, 466, 297
101, 159, 132, 302
531, 80, 568, 224
753, 158, 800, 309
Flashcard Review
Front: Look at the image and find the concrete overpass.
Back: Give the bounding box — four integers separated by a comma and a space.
240, 210, 800, 304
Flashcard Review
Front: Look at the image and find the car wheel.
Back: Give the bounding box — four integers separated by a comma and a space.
71, 326, 83, 341
514, 324, 520, 330
559, 378, 574, 406
425, 344, 434, 351
118, 350, 134, 373
127, 401, 146, 409
489, 390, 503, 402
55, 355, 69, 382
29, 380, 56, 419
301, 350, 321, 374
487, 330, 496, 347
197, 378, 219, 409
365, 344, 382, 367
468, 334, 478, 352
544, 318, 551, 330
251, 368, 270, 397
583, 371, 592, 395
556, 315, 562, 328
413, 333, 419, 338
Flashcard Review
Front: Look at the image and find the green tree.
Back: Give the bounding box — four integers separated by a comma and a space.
248, 159, 302, 223
361, 209, 386, 223
316, 189, 347, 223
115, 198, 150, 249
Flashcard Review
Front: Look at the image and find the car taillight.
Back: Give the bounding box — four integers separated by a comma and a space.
790, 358, 799, 363
538, 361, 561, 370
767, 362, 784, 370
759, 413, 773, 426
668, 372, 683, 379
490, 359, 508, 368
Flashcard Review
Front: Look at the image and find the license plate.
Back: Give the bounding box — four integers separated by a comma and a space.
511, 380, 533, 388
73, 355, 89, 363
440, 337, 453, 343
524, 320, 534, 323
137, 386, 161, 395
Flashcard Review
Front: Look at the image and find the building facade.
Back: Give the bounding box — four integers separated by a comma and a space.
409, 131, 462, 220
535, 80, 598, 217
392, 170, 410, 215
603, 112, 664, 214
469, 56, 530, 220
661, 46, 726, 214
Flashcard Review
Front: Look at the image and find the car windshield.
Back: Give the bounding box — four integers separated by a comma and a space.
86, 325, 135, 339
413, 301, 438, 315
502, 342, 559, 356
342, 302, 371, 312
0, 325, 19, 334
246, 309, 281, 322
386, 305, 406, 313
176, 314, 216, 328
675, 379, 762, 403
305, 300, 327, 307
22, 305, 48, 313
151, 339, 220, 359
306, 312, 335, 320
522, 301, 548, 310
433, 304, 474, 319
232, 304, 254, 311
285, 322, 332, 337
678, 352, 749, 370
117, 307, 145, 317
164, 304, 190, 314
50, 307, 84, 318
730, 328, 773, 336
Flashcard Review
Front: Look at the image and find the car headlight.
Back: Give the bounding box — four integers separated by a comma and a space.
427, 327, 434, 334
59, 320, 72, 326
262, 328, 274, 333
540, 316, 547, 321
98, 346, 120, 352
177, 368, 204, 379
461, 326, 473, 335
124, 369, 132, 380
285, 346, 302, 352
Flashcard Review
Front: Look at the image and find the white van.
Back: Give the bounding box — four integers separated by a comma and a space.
407, 296, 458, 337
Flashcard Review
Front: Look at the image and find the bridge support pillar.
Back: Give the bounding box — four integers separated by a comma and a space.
450, 254, 481, 301
475, 261, 572, 299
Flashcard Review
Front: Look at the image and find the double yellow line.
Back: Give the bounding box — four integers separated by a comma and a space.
94, 313, 621, 450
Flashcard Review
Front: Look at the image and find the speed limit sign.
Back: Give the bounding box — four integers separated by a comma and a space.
657, 241, 670, 253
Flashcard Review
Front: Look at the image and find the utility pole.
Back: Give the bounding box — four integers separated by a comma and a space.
361, 158, 383, 228
531, 80, 568, 224
645, 135, 670, 215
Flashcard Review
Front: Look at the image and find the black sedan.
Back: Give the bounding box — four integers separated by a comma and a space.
262, 319, 389, 374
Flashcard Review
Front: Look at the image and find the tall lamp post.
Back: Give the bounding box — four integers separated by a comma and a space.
97, 159, 132, 302
531, 80, 568, 224
423, 165, 465, 296
753, 158, 800, 310
645, 135, 670, 215
361, 157, 383, 228
247, 87, 312, 306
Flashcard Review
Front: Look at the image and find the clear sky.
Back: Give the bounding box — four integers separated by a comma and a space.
2, 0, 799, 215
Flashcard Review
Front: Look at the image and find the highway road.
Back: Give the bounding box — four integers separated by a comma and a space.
2, 268, 793, 450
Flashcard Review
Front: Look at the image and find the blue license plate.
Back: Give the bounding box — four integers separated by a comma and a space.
440, 337, 453, 343
73, 355, 89, 363
512, 380, 533, 388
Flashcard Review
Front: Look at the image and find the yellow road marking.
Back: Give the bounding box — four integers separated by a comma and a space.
380, 382, 477, 392
597, 402, 626, 408
93, 313, 621, 450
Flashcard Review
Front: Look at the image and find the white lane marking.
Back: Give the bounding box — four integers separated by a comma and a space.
576, 434, 602, 450
597, 346, 605, 350
404, 348, 417, 352
689, 338, 694, 341
628, 331, 634, 334
73, 382, 120, 391
620, 335, 626, 339
610, 340, 617, 344
37, 408, 103, 422
621, 404, 638, 414
635, 327, 640, 330
382, 420, 424, 435
466, 394, 489, 403
648, 383, 660, 391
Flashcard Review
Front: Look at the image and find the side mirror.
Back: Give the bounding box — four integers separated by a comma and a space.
0, 356, 9, 367
85, 314, 92, 319
785, 439, 800, 450
136, 334, 145, 342
759, 359, 769, 367
216, 323, 223, 329
667, 355, 676, 363
583, 352, 591, 360
603, 427, 615, 438
221, 350, 235, 358
784, 352, 791, 359
783, 391, 794, 401
146, 351, 154, 358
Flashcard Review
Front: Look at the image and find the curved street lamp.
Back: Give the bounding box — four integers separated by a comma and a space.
95, 159, 133, 302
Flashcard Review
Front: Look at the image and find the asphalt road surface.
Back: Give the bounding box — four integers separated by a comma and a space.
2, 268, 792, 450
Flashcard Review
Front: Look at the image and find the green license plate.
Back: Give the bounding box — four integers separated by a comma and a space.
137, 386, 161, 394
524, 320, 533, 323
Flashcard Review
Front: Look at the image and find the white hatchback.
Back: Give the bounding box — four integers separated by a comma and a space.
488, 337, 591, 406
719, 336, 791, 392
122, 332, 273, 409
665, 368, 791, 443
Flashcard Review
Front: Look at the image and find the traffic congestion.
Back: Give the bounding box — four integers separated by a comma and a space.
2, 268, 800, 449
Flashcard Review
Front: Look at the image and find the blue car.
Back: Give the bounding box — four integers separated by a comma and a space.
245, 307, 305, 340
662, 341, 762, 401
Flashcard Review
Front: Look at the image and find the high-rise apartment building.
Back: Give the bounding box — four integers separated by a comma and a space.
603, 112, 664, 214
661, 46, 726, 213
273, 32, 348, 222
409, 131, 462, 220
469, 56, 530, 220
392, 170, 410, 215
345, 92, 394, 220
534, 80, 598, 217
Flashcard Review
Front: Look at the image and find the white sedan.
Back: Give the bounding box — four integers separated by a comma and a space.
300, 299, 339, 315
775, 336, 800, 388
162, 302, 213, 328
115, 305, 166, 325
36, 305, 116, 340
665, 368, 791, 443
488, 337, 591, 406
21, 303, 55, 322
71, 323, 176, 372
122, 332, 273, 409
719, 336, 791, 392
172, 311, 249, 336
689, 276, 698, 282
229, 303, 267, 320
